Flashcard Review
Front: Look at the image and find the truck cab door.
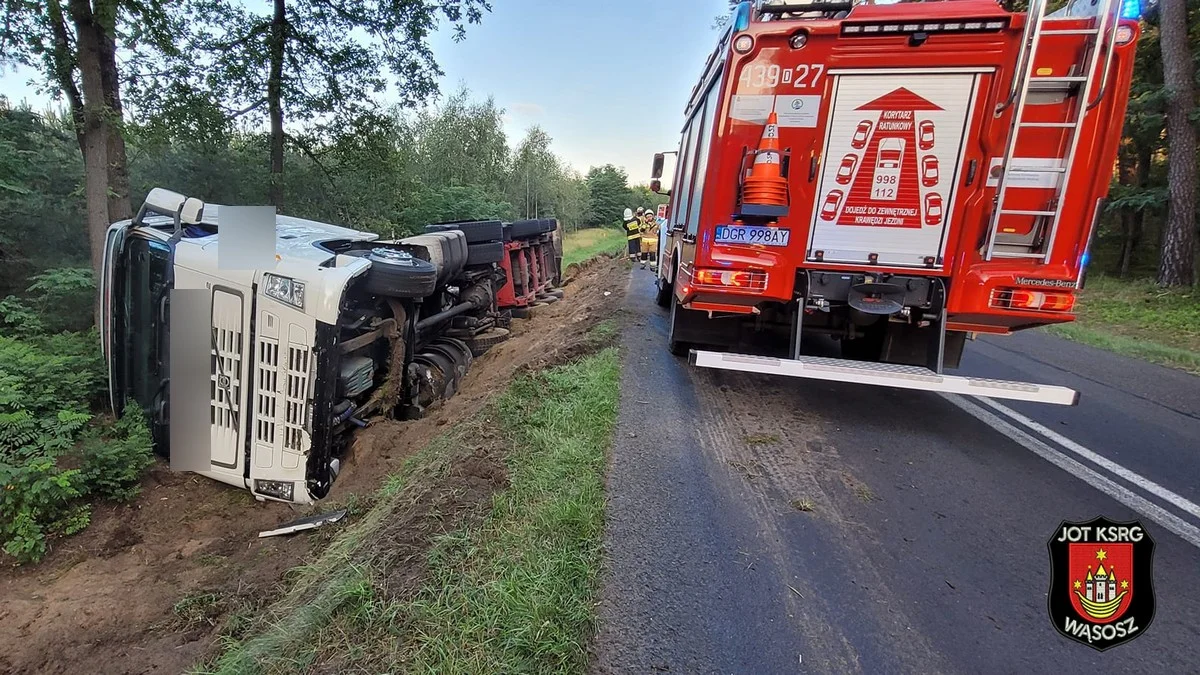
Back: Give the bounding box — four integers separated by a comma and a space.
104, 228, 173, 450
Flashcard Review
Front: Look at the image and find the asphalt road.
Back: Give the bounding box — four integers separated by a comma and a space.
591, 266, 1200, 674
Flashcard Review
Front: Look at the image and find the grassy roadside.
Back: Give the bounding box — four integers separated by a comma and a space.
562, 227, 626, 267
1046, 276, 1200, 374
201, 346, 620, 674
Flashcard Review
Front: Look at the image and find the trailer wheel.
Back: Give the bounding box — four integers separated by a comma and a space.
463, 327, 510, 356
425, 219, 503, 244
466, 241, 505, 266
508, 219, 543, 239
364, 248, 438, 298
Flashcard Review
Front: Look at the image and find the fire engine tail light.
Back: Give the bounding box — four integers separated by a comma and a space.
1115, 24, 1135, 45
990, 288, 1075, 312
694, 268, 768, 291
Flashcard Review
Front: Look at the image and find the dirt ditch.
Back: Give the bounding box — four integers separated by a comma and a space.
0, 254, 627, 675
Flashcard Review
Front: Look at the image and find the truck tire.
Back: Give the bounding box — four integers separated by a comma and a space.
463, 327, 510, 356
364, 248, 438, 298
508, 219, 543, 239
654, 276, 672, 308
466, 241, 504, 266
425, 219, 503, 244
668, 291, 690, 357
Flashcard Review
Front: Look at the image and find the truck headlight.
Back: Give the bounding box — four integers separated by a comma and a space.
264, 273, 305, 309
254, 479, 295, 502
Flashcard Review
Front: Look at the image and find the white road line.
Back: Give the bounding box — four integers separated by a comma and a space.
942, 393, 1200, 550
975, 396, 1200, 522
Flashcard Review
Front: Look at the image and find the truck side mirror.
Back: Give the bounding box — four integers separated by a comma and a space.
650, 179, 661, 193
651, 153, 665, 179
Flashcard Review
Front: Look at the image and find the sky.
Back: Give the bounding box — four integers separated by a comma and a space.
0, 0, 728, 185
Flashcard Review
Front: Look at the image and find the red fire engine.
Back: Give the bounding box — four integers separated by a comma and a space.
650, 0, 1140, 405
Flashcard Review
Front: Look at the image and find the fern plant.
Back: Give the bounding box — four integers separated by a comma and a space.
0, 322, 152, 563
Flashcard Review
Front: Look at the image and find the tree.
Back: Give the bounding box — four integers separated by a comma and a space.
410, 86, 509, 192
508, 126, 560, 219
1155, 0, 1197, 286
184, 0, 491, 208
1, 0, 176, 284
583, 164, 631, 228
0, 103, 89, 295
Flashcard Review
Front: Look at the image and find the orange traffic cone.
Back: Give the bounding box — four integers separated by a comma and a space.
741, 112, 789, 210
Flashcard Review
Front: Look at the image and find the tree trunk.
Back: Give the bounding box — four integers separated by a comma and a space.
267, 0, 287, 208
67, 0, 114, 326
94, 0, 132, 221
1156, 0, 1198, 286
1116, 144, 1137, 277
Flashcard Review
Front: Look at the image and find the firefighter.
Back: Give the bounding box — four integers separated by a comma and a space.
639, 208, 659, 270
624, 208, 640, 260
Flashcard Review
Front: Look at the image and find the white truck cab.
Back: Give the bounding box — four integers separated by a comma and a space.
102, 189, 510, 503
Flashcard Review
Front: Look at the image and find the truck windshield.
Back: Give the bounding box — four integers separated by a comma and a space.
117, 237, 171, 418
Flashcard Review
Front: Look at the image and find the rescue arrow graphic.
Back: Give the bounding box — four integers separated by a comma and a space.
836, 87, 943, 229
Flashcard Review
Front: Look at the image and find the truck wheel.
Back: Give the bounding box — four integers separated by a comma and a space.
654, 276, 673, 308
668, 291, 691, 357
466, 241, 504, 266
364, 248, 438, 298
508, 219, 543, 239
425, 220, 503, 244
463, 327, 510, 356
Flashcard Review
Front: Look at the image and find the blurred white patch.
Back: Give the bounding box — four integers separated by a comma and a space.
219, 206, 277, 270
170, 289, 213, 473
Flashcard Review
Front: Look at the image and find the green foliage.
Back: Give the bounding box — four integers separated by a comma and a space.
584, 164, 632, 227
0, 103, 89, 296
0, 267, 93, 337
0, 461, 86, 562
0, 325, 151, 563
398, 185, 516, 235
79, 406, 155, 502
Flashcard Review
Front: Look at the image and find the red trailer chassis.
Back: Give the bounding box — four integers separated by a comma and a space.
496, 219, 562, 310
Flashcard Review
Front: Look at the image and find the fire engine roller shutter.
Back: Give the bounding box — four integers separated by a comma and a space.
806, 69, 986, 268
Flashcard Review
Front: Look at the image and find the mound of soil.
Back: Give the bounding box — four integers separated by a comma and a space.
0, 255, 627, 675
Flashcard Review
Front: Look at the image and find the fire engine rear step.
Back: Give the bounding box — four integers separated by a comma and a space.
689, 350, 1079, 406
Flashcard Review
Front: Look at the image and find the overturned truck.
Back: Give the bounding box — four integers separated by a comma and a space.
101, 188, 563, 504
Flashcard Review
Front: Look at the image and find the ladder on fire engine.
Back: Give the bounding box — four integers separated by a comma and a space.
984, 0, 1123, 262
